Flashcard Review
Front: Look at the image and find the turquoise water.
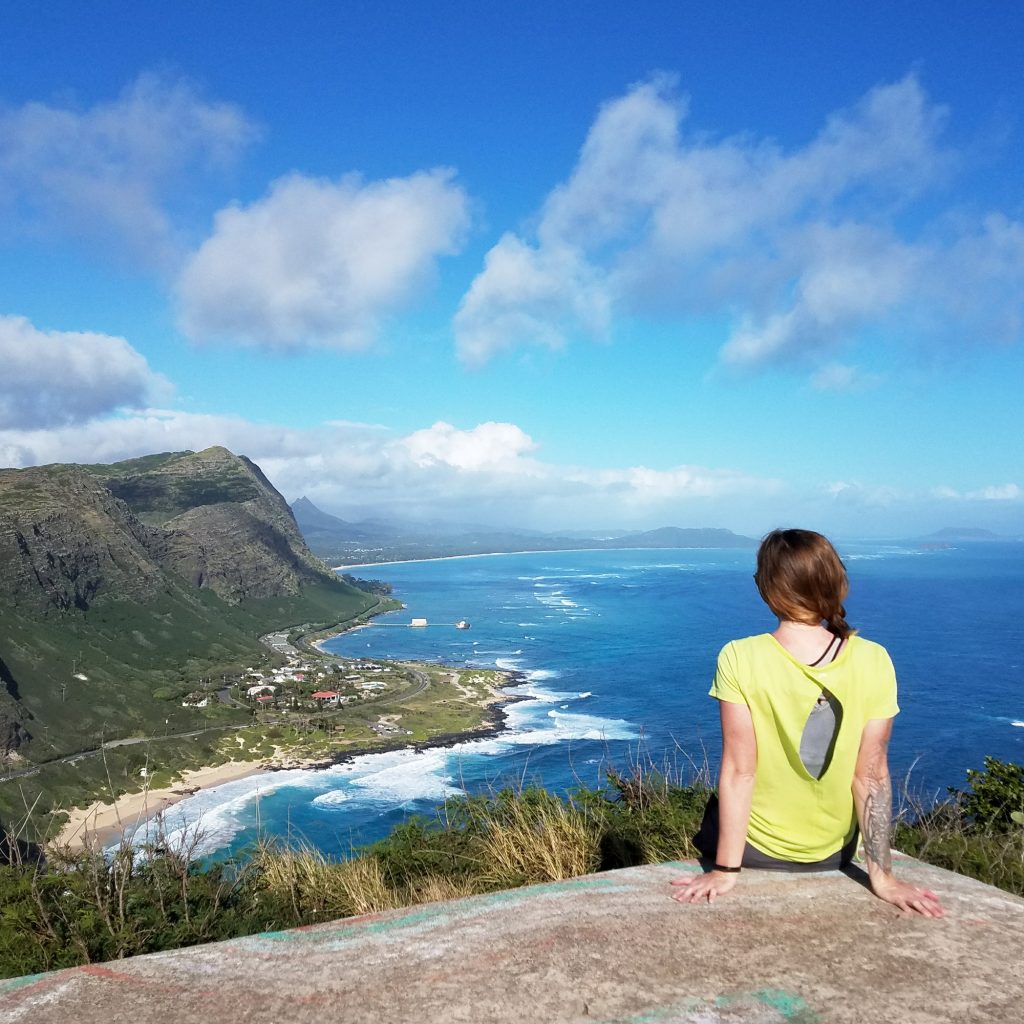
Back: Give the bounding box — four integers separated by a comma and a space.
150, 543, 1023, 860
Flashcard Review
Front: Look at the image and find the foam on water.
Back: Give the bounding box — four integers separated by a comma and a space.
163, 543, 1021, 860
312, 790, 353, 807
845, 547, 927, 560
348, 750, 464, 804
123, 770, 303, 857
138, 653, 638, 858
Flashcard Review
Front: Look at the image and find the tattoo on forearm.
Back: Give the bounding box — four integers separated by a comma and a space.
863, 776, 893, 872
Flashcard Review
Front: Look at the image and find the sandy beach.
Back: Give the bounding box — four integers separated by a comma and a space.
55, 759, 270, 851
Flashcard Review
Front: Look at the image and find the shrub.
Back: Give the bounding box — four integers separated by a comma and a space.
0, 759, 1021, 980
950, 757, 1024, 832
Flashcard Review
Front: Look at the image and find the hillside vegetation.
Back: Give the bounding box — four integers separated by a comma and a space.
0, 758, 1019, 979
0, 448, 378, 809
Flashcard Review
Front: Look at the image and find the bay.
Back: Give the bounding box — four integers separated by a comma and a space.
152, 543, 1024, 861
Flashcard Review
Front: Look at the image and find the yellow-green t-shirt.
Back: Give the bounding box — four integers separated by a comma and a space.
709, 634, 899, 862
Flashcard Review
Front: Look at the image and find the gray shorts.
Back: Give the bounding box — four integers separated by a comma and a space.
694, 794, 858, 872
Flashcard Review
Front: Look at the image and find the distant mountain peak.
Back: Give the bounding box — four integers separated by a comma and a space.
614, 526, 758, 548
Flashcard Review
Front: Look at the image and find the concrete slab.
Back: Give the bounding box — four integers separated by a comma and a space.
2, 853, 1022, 1024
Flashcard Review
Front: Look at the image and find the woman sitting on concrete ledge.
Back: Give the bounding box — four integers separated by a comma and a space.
671, 528, 944, 917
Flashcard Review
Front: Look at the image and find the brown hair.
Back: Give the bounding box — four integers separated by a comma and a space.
755, 529, 853, 638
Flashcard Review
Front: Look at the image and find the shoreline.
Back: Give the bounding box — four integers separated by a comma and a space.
53, 672, 529, 854
332, 547, 609, 571
266, 681, 530, 775
332, 543, 759, 572
55, 759, 272, 852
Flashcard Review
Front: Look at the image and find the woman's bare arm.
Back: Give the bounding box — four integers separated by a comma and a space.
671, 700, 756, 903
852, 718, 944, 917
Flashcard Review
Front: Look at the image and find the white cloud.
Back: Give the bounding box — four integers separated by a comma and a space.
0, 74, 258, 268
977, 484, 1021, 501
822, 480, 903, 508
4, 410, 1019, 537
177, 169, 470, 351
0, 411, 780, 530
403, 421, 539, 471
456, 74, 1023, 375
455, 235, 610, 366
0, 315, 169, 429
934, 483, 1021, 501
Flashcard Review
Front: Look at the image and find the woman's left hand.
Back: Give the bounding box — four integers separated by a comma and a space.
870, 875, 945, 917
669, 870, 739, 904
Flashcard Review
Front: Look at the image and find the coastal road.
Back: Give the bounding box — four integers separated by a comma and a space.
311, 668, 431, 726
375, 667, 430, 706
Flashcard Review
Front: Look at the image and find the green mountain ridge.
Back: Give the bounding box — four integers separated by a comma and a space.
0, 448, 375, 768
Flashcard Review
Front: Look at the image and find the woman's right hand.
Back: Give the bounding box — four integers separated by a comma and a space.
669, 870, 739, 904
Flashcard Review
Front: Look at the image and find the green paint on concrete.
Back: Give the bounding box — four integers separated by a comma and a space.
598, 988, 820, 1023
735, 989, 820, 1022
251, 904, 446, 945
246, 876, 628, 950
0, 972, 49, 994
473, 876, 626, 902
6, 856, 1019, 1024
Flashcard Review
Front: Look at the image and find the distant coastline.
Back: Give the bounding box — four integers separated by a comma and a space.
331, 543, 759, 571
332, 547, 606, 571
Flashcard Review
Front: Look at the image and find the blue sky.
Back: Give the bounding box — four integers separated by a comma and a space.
1, 2, 1022, 538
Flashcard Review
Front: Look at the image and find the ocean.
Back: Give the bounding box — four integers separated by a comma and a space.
149, 543, 1024, 861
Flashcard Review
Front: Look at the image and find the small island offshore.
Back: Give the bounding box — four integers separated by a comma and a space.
0, 447, 522, 850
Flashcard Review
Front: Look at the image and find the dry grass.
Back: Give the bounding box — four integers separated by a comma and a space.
407, 873, 479, 904
249, 838, 404, 918
477, 796, 601, 886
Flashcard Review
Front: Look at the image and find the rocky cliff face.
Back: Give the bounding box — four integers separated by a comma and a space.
0, 464, 164, 615
0, 447, 335, 614
0, 657, 28, 757
100, 447, 334, 602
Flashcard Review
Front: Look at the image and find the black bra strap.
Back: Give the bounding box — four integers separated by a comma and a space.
809, 633, 840, 667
